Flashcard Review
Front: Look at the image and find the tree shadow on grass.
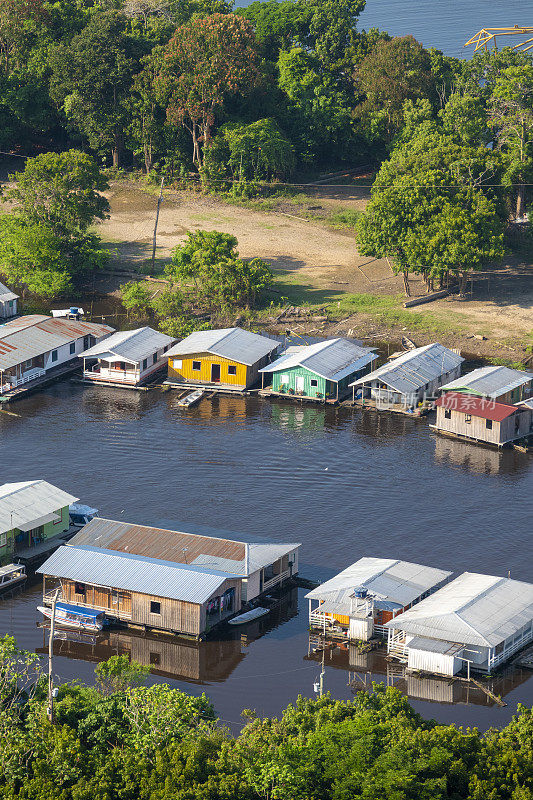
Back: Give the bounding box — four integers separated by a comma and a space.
100, 240, 171, 276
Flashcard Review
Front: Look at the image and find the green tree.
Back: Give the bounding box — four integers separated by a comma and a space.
4, 149, 109, 236
49, 10, 142, 166
155, 13, 261, 167
94, 655, 150, 696
120, 280, 153, 316
167, 230, 273, 311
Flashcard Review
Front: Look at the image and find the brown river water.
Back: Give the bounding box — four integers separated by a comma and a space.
1, 380, 533, 731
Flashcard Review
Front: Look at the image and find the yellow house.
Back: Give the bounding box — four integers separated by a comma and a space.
166, 328, 280, 390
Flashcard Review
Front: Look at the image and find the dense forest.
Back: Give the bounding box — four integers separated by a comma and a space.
0, 0, 532, 306
1, 636, 533, 800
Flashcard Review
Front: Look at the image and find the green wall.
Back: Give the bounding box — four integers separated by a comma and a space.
0, 505, 70, 563
271, 365, 366, 400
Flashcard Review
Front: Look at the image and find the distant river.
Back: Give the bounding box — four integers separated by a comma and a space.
234, 0, 528, 60
2, 381, 533, 731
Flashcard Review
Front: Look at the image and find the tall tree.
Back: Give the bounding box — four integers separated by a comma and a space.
155, 13, 261, 167
49, 10, 142, 166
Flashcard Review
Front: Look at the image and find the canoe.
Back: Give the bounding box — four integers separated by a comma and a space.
401, 336, 417, 350
177, 389, 204, 407
228, 607, 270, 625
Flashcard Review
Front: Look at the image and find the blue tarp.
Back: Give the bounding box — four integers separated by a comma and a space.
56, 602, 103, 619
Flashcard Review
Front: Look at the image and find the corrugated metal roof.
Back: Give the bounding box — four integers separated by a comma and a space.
407, 636, 464, 655
306, 557, 452, 608
0, 480, 79, 535
441, 366, 533, 398
0, 282, 18, 302
38, 545, 228, 604
166, 328, 280, 366
0, 316, 115, 371
259, 338, 378, 381
68, 518, 300, 576
436, 393, 519, 421
350, 343, 464, 394
386, 572, 533, 647
517, 398, 533, 410
81, 327, 175, 364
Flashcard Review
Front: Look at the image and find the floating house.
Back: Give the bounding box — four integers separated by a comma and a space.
0, 480, 78, 562
166, 328, 280, 390
386, 572, 533, 676
306, 557, 452, 641
440, 365, 533, 404
432, 392, 533, 447
80, 327, 175, 387
39, 518, 300, 637
350, 343, 464, 408
259, 338, 378, 402
0, 282, 18, 319
0, 315, 114, 397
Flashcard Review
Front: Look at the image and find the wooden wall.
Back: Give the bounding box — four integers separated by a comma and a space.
435, 407, 532, 444
168, 352, 250, 387
132, 592, 201, 635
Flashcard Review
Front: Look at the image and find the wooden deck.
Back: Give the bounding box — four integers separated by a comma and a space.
165, 379, 251, 395
0, 362, 81, 403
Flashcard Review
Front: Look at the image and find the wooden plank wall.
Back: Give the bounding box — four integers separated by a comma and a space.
131, 592, 201, 635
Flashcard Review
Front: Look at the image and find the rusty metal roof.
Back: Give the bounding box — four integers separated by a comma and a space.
0, 316, 115, 371
68, 518, 300, 576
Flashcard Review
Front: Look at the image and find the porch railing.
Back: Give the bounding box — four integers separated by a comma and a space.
42, 591, 132, 618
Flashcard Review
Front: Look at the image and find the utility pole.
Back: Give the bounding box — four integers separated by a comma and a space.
47, 588, 60, 723
151, 177, 165, 275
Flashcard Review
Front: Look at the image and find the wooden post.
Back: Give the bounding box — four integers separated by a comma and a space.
47, 588, 60, 723
151, 178, 165, 274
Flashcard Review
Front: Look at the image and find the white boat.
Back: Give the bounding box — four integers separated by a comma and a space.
38, 602, 105, 632
177, 389, 204, 408
51, 307, 84, 319
228, 607, 270, 625
0, 563, 26, 592
69, 503, 99, 527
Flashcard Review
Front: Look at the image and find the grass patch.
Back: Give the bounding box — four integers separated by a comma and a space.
327, 209, 362, 231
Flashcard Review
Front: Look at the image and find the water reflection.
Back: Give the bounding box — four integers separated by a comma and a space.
433, 434, 531, 477
270, 403, 326, 433
353, 406, 422, 442
306, 636, 532, 707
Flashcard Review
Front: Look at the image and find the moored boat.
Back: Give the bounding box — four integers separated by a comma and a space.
228, 607, 269, 625
38, 601, 105, 632
69, 503, 99, 527
177, 389, 204, 408
0, 563, 26, 593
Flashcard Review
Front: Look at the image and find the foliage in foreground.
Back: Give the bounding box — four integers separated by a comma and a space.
1, 635, 533, 800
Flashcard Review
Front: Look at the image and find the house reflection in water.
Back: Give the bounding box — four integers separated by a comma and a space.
270, 403, 326, 433
306, 635, 531, 707
433, 434, 530, 477
37, 588, 299, 684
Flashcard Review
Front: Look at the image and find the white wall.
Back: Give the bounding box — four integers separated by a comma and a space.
0, 299, 17, 318
243, 570, 261, 603
349, 617, 373, 641
407, 646, 462, 676
44, 335, 96, 371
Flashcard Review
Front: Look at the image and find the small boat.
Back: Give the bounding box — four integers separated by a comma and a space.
38, 601, 105, 632
69, 503, 99, 527
228, 607, 270, 625
51, 307, 84, 320
177, 389, 204, 408
0, 563, 26, 593
401, 336, 417, 350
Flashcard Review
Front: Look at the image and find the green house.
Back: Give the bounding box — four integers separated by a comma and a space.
0, 480, 78, 564
259, 338, 377, 401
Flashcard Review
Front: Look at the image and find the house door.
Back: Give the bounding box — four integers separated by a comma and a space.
211, 363, 221, 382
295, 376, 305, 393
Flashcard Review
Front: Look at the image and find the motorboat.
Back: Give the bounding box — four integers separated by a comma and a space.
69, 503, 99, 527
0, 563, 26, 593
177, 389, 204, 408
228, 607, 270, 625
38, 601, 105, 632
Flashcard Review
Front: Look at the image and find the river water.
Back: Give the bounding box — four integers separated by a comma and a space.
2, 381, 533, 730
234, 0, 527, 60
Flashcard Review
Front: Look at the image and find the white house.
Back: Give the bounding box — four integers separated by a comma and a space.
81, 327, 175, 386
0, 315, 115, 396
386, 572, 533, 676
0, 282, 18, 319
350, 343, 464, 408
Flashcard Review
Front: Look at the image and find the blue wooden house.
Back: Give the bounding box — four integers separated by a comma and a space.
259, 338, 377, 402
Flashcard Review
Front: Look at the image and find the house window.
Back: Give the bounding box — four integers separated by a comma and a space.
51, 350, 58, 362
310, 379, 318, 387
70, 342, 76, 355
74, 582, 85, 595
465, 414, 472, 423
153, 353, 158, 364
149, 651, 161, 665
83, 336, 90, 349
24, 359, 32, 369
0, 532, 6, 547
192, 360, 201, 371
228, 365, 237, 376
142, 358, 147, 370
150, 600, 161, 615
173, 359, 182, 369
486, 419, 493, 430
444, 409, 451, 419
280, 374, 289, 383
